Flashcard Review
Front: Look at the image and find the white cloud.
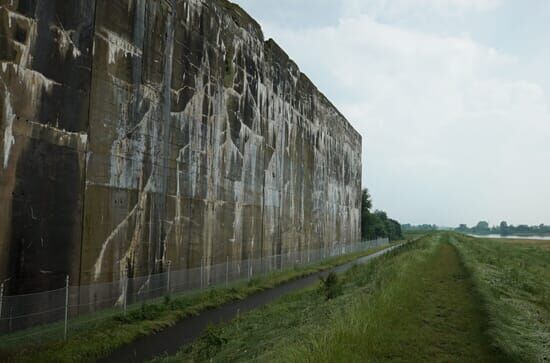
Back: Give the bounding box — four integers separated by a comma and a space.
343, 0, 501, 19
396, 0, 500, 12
262, 14, 550, 226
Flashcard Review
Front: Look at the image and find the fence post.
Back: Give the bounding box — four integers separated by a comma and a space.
248, 261, 251, 282
166, 261, 171, 295
64, 275, 69, 341
0, 282, 4, 320
200, 258, 204, 290
225, 256, 229, 288
206, 256, 210, 287
123, 272, 128, 316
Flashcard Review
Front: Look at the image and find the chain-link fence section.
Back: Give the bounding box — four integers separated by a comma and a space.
0, 238, 389, 347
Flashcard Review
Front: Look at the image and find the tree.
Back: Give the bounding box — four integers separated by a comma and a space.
361, 188, 373, 211
476, 221, 489, 230
472, 221, 490, 234
361, 189, 373, 241
360, 188, 403, 241
500, 221, 509, 236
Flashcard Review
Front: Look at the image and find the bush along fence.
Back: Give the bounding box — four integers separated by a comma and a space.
0, 238, 390, 346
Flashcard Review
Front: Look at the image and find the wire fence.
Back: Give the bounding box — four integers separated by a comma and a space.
0, 238, 389, 348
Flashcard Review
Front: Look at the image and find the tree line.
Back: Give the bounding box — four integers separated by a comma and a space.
456, 221, 550, 236
361, 189, 403, 241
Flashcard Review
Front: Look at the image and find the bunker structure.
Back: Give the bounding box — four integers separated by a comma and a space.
0, 0, 362, 297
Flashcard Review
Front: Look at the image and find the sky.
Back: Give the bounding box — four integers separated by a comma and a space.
232, 0, 550, 228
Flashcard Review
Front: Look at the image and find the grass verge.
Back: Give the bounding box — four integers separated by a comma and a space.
0, 245, 390, 363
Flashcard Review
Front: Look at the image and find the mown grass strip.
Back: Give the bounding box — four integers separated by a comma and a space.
0, 245, 391, 363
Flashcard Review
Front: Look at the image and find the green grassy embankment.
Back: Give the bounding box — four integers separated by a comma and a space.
156, 233, 510, 362
452, 234, 550, 362
0, 245, 389, 363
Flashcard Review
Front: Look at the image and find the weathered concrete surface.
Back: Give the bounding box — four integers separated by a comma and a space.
0, 0, 361, 294
0, 0, 93, 293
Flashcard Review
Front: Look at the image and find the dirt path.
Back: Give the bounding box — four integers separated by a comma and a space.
410, 242, 501, 361
279, 237, 511, 362
98, 245, 401, 363
345, 240, 509, 362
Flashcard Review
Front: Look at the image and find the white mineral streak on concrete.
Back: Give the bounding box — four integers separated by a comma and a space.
108, 87, 156, 189
1, 11, 43, 113
23, 119, 88, 148
50, 25, 82, 59
93, 202, 138, 280
8, 12, 36, 69
5, 8, 30, 29
96, 26, 143, 64
2, 88, 15, 169
117, 171, 157, 279
1, 62, 60, 95
95, 81, 164, 279
92, 172, 155, 281
174, 142, 189, 256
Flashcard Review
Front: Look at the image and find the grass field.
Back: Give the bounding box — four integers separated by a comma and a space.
495, 237, 550, 250
157, 232, 549, 362
452, 234, 550, 362
0, 246, 389, 363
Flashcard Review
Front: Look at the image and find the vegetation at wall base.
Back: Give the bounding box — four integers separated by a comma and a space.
0, 247, 388, 363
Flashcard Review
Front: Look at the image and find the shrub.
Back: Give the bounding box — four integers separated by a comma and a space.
319, 272, 342, 300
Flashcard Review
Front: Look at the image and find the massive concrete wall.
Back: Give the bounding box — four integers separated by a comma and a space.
0, 0, 361, 294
